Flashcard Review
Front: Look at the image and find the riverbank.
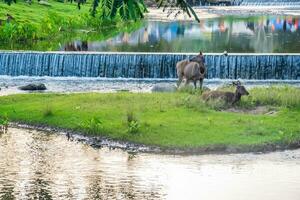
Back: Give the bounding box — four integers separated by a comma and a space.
146, 6, 300, 21
0, 86, 300, 154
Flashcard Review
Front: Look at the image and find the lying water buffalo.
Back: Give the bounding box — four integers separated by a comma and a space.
202, 81, 249, 105
176, 53, 206, 89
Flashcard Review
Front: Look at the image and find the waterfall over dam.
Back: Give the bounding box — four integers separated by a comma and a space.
234, 0, 300, 6
0, 51, 299, 80
196, 0, 300, 6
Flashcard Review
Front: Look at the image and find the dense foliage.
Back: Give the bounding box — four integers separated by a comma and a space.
2, 0, 199, 21
0, 0, 143, 42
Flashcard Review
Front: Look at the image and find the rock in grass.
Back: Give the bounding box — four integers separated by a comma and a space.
19, 84, 47, 91
38, 1, 51, 6
151, 84, 177, 93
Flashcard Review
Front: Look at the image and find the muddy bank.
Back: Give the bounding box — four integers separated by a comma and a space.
9, 122, 300, 155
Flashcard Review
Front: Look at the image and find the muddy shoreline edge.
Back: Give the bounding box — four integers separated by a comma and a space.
9, 122, 300, 155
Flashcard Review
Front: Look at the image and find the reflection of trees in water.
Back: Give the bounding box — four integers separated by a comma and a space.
60, 16, 300, 53
0, 130, 165, 199
251, 19, 274, 53
0, 186, 14, 200
64, 41, 88, 51
85, 160, 163, 199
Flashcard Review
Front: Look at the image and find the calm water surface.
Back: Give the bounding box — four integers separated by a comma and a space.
61, 15, 300, 53
1, 16, 300, 53
1, 128, 300, 199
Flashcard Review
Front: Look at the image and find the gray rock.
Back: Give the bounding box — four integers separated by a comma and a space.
38, 1, 51, 6
19, 83, 47, 91
151, 84, 177, 93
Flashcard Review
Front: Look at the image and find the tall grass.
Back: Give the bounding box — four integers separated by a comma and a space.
79, 117, 103, 134
0, 1, 142, 42
126, 111, 140, 134
43, 105, 54, 117
240, 86, 300, 108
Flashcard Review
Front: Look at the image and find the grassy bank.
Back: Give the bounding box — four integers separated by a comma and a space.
0, 86, 300, 150
0, 0, 141, 48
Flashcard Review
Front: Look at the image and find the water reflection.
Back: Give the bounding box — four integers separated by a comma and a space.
63, 16, 300, 53
1, 128, 300, 199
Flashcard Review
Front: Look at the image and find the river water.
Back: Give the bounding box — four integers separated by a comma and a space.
0, 76, 300, 96
60, 16, 300, 53
1, 128, 300, 199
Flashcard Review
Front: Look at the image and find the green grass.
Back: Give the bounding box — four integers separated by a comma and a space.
0, 86, 299, 149
0, 1, 90, 25
0, 0, 142, 48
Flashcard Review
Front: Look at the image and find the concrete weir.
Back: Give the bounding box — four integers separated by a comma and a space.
0, 51, 299, 80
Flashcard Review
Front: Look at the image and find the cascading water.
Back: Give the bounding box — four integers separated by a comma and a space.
195, 0, 300, 6
234, 0, 300, 6
0, 52, 299, 80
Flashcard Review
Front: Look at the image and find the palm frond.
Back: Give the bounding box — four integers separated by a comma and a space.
155, 0, 200, 22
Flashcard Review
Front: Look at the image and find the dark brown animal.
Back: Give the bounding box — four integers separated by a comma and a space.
183, 61, 206, 89
202, 81, 249, 104
176, 59, 206, 89
176, 59, 189, 87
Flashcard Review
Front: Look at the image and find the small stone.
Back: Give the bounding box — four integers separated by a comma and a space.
151, 84, 177, 93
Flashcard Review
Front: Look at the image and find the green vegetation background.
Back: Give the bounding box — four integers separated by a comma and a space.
0, 0, 142, 50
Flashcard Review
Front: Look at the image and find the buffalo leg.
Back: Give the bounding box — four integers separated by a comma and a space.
177, 75, 183, 87
193, 80, 197, 89
200, 79, 203, 90
185, 79, 190, 87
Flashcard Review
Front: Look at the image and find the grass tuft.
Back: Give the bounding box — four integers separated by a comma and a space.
43, 105, 54, 117
80, 117, 103, 135
126, 111, 140, 134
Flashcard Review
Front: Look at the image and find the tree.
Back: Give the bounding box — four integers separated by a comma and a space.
90, 0, 199, 21
3, 0, 199, 21
3, 0, 16, 5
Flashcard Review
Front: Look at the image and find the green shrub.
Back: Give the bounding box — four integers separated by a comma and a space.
126, 111, 140, 134
127, 120, 140, 134
80, 117, 103, 134
0, 22, 37, 41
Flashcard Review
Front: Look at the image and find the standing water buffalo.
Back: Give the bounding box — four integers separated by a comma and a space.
176, 51, 206, 89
